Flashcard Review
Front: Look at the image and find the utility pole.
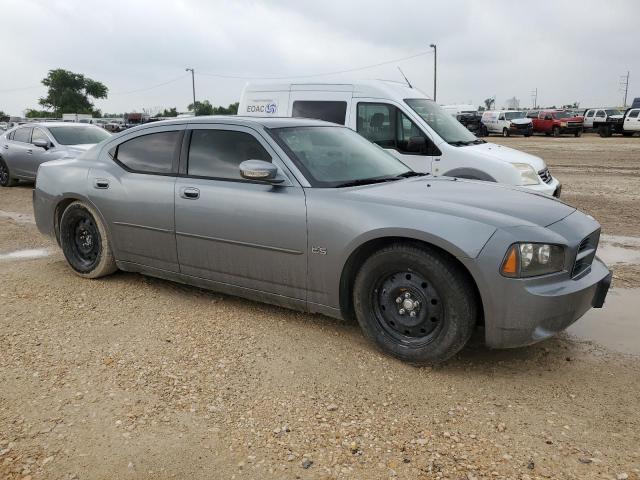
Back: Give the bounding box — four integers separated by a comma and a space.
530, 88, 538, 109
185, 68, 196, 115
620, 71, 630, 108
430, 44, 437, 102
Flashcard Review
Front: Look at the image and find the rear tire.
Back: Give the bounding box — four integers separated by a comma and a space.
353, 243, 477, 365
59, 201, 117, 278
0, 158, 18, 187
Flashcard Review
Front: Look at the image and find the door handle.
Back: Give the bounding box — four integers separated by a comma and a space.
94, 178, 110, 189
2, 145, 8, 149
26, 149, 33, 154
180, 187, 200, 199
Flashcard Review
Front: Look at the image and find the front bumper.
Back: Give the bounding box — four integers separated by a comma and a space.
462, 212, 611, 348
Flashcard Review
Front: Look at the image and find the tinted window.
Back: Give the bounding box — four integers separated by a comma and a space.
188, 129, 271, 180
31, 128, 50, 145
526, 111, 538, 118
596, 110, 605, 118
115, 131, 181, 174
48, 126, 110, 145
585, 110, 594, 117
292, 101, 347, 125
628, 110, 639, 118
13, 127, 32, 143
404, 98, 478, 144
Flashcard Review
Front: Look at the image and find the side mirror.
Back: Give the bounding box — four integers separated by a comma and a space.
239, 160, 283, 183
33, 139, 50, 149
406, 136, 426, 153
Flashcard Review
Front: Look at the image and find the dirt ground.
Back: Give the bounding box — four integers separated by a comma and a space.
1, 135, 640, 480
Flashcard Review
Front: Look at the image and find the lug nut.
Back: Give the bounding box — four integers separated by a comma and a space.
410, 311, 417, 317
398, 308, 405, 315
395, 297, 402, 304
404, 292, 411, 299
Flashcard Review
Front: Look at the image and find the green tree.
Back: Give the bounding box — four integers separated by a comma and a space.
159, 107, 178, 117
25, 109, 57, 118
213, 102, 239, 115
39, 69, 108, 115
188, 100, 214, 116
0, 110, 8, 120
483, 97, 495, 110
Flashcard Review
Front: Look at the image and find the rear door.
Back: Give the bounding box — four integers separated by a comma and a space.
5, 127, 33, 177
89, 125, 185, 272
174, 124, 308, 300
583, 110, 595, 128
624, 109, 640, 131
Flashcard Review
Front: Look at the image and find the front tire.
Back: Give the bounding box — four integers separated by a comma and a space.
552, 126, 560, 137
502, 128, 510, 137
353, 243, 477, 365
0, 158, 18, 187
59, 201, 117, 278
574, 129, 583, 137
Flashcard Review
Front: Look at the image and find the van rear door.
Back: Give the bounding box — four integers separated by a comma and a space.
288, 84, 353, 125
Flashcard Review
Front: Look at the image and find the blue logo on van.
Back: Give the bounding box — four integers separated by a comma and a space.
265, 103, 277, 114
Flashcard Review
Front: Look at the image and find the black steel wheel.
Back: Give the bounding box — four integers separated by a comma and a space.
60, 201, 117, 278
552, 126, 560, 137
353, 243, 477, 365
0, 158, 18, 187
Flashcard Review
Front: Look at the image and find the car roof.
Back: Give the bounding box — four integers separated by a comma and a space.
17, 121, 100, 128
140, 115, 342, 129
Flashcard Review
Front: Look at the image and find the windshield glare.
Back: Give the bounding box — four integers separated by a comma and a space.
605, 109, 622, 116
553, 111, 573, 119
405, 98, 477, 144
48, 126, 111, 145
271, 126, 410, 188
504, 111, 526, 120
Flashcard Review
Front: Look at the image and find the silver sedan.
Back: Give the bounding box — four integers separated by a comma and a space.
0, 122, 111, 186
33, 116, 611, 364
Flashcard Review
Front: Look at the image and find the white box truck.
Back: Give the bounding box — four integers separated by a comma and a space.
239, 80, 561, 197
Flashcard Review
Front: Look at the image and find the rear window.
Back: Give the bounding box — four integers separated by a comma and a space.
48, 126, 111, 145
114, 131, 181, 174
292, 101, 347, 125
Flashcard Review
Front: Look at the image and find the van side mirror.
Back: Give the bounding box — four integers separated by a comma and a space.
33, 139, 50, 150
406, 136, 426, 153
239, 160, 283, 183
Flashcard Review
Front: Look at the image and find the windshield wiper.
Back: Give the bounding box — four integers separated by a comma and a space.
334, 177, 398, 188
396, 171, 429, 178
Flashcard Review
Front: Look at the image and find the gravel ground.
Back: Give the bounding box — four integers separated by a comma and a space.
1, 135, 640, 480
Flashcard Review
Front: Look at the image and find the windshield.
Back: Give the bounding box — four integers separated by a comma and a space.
48, 126, 111, 145
552, 111, 573, 119
605, 109, 622, 116
504, 111, 526, 120
270, 126, 412, 188
404, 98, 478, 144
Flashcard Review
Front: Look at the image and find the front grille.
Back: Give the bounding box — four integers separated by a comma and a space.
567, 121, 583, 127
538, 168, 553, 184
572, 230, 600, 278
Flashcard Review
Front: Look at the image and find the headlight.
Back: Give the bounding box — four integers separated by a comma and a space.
513, 163, 540, 186
501, 243, 565, 278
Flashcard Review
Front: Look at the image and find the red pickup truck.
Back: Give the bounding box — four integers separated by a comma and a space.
530, 110, 584, 137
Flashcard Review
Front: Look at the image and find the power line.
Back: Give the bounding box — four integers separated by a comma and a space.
197, 49, 433, 80
110, 74, 190, 95
0, 84, 42, 93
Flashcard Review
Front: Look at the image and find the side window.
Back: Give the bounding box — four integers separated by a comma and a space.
114, 131, 181, 174
187, 129, 271, 180
31, 128, 49, 145
6, 131, 14, 140
13, 127, 32, 143
526, 111, 538, 119
498, 113, 506, 121
585, 110, 594, 118
596, 110, 605, 118
356, 103, 395, 148
627, 110, 639, 118
292, 101, 347, 125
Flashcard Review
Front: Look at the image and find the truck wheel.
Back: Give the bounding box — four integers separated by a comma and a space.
574, 129, 583, 137
552, 126, 561, 137
502, 128, 510, 137
622, 132, 633, 137
0, 158, 18, 187
353, 243, 477, 365
59, 201, 117, 278
599, 126, 612, 138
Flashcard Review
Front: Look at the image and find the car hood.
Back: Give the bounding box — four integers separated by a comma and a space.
348, 177, 575, 228
609, 114, 624, 120
60, 144, 96, 158
461, 142, 546, 171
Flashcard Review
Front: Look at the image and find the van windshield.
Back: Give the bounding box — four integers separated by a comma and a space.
404, 98, 479, 145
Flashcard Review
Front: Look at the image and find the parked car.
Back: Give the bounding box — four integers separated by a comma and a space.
531, 110, 584, 137
456, 111, 484, 136
582, 108, 623, 130
480, 110, 533, 137
33, 116, 611, 365
239, 80, 562, 197
0, 122, 111, 186
593, 107, 640, 137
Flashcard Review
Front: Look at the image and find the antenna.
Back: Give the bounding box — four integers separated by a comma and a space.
397, 67, 413, 89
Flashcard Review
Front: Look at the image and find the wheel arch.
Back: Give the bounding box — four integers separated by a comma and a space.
441, 167, 497, 182
53, 195, 115, 251
338, 236, 485, 325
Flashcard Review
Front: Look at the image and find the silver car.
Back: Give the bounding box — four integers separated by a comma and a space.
33, 116, 611, 364
0, 122, 111, 186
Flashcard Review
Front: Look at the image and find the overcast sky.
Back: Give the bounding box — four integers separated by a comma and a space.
1, 0, 637, 116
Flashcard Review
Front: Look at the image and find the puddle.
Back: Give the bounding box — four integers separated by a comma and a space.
0, 248, 52, 261
567, 288, 640, 355
0, 210, 35, 224
598, 235, 640, 266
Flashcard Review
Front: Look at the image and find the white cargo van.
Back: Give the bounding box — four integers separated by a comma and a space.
481, 110, 533, 137
239, 80, 561, 197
